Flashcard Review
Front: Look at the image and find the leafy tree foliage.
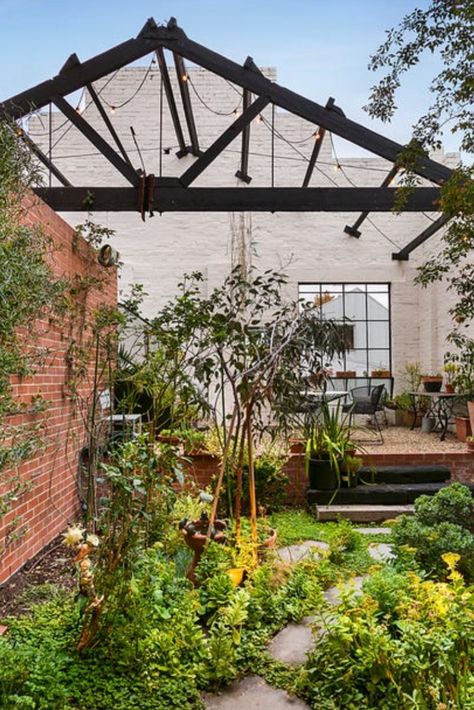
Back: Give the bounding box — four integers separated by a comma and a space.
366, 1, 474, 357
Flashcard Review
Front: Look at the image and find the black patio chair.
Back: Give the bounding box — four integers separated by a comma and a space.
342, 384, 386, 444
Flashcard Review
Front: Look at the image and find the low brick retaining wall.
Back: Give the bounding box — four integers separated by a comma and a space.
183, 451, 474, 507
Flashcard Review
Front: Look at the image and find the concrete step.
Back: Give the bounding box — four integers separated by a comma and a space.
317, 504, 414, 522
308, 482, 474, 506
358, 464, 450, 485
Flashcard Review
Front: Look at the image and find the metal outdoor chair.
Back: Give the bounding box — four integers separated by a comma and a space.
342, 384, 386, 444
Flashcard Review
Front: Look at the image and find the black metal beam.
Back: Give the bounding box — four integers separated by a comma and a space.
148, 24, 452, 185
392, 214, 449, 261
173, 52, 200, 156
302, 128, 326, 187
52, 95, 140, 186
0, 19, 173, 120
1, 17, 452, 186
344, 165, 399, 237
235, 89, 252, 183
34, 185, 441, 213
86, 83, 133, 166
155, 46, 187, 157
180, 95, 269, 187
19, 128, 72, 186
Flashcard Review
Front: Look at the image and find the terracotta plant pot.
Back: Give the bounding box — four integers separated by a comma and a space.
181, 517, 227, 585
468, 401, 474, 438
445, 383, 455, 394
157, 434, 181, 446
371, 369, 390, 378
336, 371, 356, 378
289, 438, 305, 454
455, 416, 472, 442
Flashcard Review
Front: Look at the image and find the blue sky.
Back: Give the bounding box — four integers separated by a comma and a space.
0, 0, 456, 156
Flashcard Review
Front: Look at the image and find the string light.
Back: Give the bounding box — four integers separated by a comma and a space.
313, 131, 321, 141
233, 108, 241, 117
181, 74, 188, 82
256, 114, 263, 123
110, 106, 116, 114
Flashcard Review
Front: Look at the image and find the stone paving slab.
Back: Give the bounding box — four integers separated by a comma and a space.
267, 622, 314, 665
356, 526, 391, 535
368, 542, 395, 562
204, 675, 310, 709
323, 575, 366, 607
276, 540, 329, 564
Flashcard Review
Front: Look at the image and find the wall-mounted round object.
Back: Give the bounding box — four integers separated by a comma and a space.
98, 244, 120, 267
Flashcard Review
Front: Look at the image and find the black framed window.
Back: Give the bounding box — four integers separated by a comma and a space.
299, 282, 391, 376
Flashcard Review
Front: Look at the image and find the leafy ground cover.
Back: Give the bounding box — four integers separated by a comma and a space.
0, 485, 473, 709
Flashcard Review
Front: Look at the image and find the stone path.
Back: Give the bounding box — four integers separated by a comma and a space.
204, 675, 310, 709
204, 538, 394, 708
368, 542, 395, 562
276, 540, 329, 565
356, 526, 391, 535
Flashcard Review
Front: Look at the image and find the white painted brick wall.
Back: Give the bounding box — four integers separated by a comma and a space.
27, 65, 466, 385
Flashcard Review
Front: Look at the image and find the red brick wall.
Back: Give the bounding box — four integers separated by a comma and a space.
0, 196, 116, 584
180, 451, 474, 507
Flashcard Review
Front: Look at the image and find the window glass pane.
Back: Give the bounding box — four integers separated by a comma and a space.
368, 349, 390, 372
298, 282, 391, 378
344, 351, 368, 376
321, 283, 343, 293
351, 323, 367, 349
368, 321, 390, 349
367, 284, 389, 293
320, 294, 343, 319
343, 291, 366, 320
368, 293, 389, 317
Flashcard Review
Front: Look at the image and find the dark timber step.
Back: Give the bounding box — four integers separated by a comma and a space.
358, 465, 450, 485
307, 482, 474, 506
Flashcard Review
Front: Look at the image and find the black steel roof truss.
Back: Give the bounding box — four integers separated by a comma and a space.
86, 83, 133, 166
19, 128, 72, 187
180, 94, 269, 187
173, 52, 200, 156
235, 89, 252, 183
344, 165, 399, 238
52, 95, 140, 186
34, 185, 441, 213
392, 214, 449, 261
0, 17, 457, 257
155, 46, 187, 157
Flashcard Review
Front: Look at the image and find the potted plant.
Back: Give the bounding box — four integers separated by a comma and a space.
305, 401, 355, 492
422, 373, 443, 392
443, 361, 458, 394
336, 370, 356, 378
341, 454, 362, 488
370, 367, 390, 377
466, 436, 474, 454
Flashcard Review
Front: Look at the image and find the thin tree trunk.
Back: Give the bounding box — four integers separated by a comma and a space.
246, 405, 258, 565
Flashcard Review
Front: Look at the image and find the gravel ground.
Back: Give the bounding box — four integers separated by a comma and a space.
354, 424, 466, 453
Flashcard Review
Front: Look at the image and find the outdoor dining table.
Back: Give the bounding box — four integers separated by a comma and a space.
408, 391, 466, 441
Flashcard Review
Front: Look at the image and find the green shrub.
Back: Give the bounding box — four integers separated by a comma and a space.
296, 565, 474, 709
392, 484, 474, 581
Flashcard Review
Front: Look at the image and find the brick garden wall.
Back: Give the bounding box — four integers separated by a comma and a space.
0, 196, 116, 584
182, 451, 474, 508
